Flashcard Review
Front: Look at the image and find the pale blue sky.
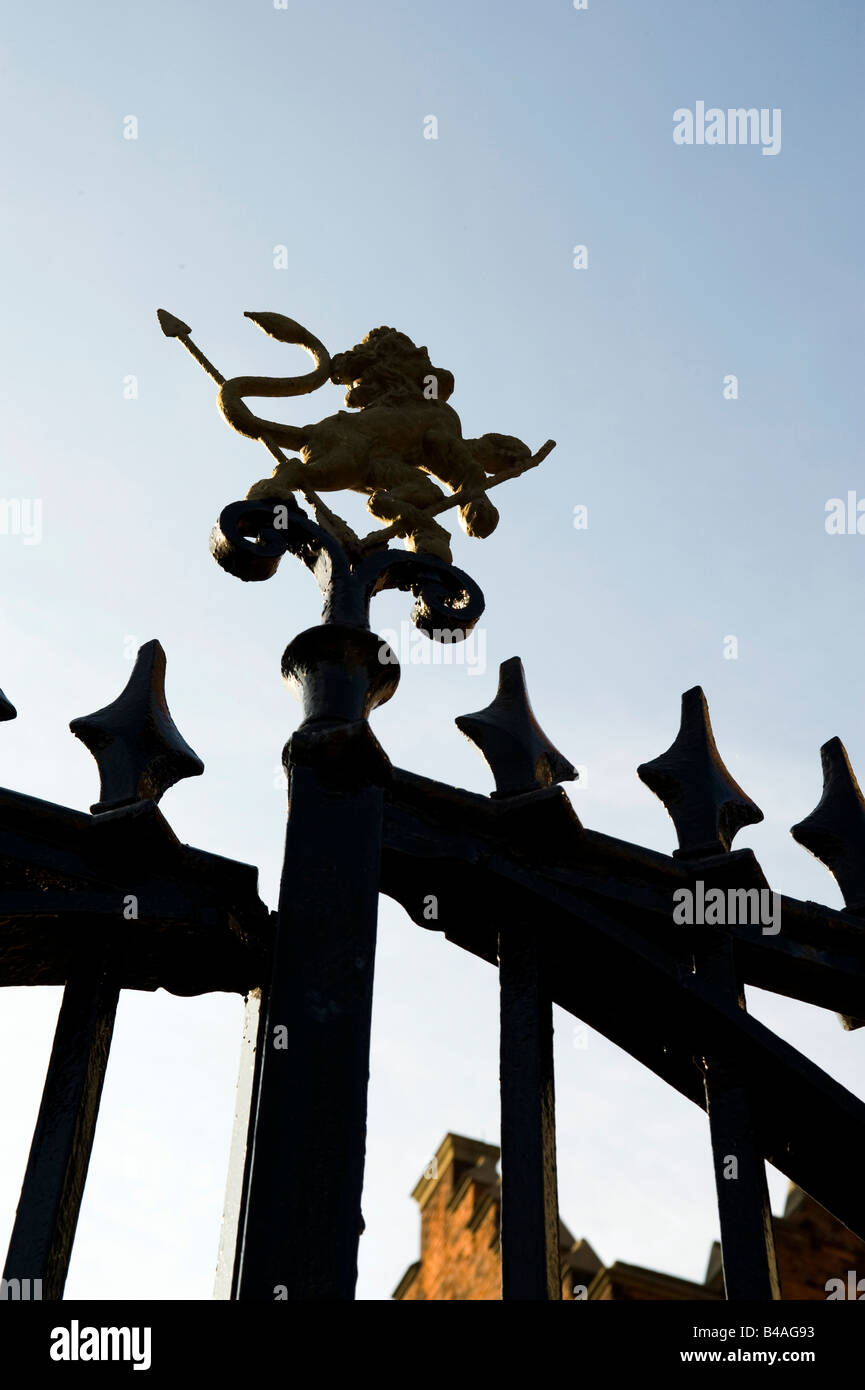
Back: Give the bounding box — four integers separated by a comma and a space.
0, 0, 862, 1299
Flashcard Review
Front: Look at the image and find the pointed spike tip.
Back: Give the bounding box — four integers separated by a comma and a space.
791, 736, 865, 911
638, 684, 762, 857
455, 655, 576, 797
821, 736, 857, 780
70, 639, 204, 814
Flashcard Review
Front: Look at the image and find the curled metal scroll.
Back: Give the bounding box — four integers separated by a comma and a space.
210, 499, 484, 640
356, 549, 484, 640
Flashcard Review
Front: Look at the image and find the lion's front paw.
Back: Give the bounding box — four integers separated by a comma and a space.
245, 469, 300, 504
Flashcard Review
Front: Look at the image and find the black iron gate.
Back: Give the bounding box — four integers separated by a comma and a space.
3, 311, 865, 1302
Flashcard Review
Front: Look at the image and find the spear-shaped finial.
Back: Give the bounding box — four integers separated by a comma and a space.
157, 307, 225, 383
156, 308, 192, 339
158, 307, 361, 552
638, 686, 762, 858
0, 687, 16, 721
70, 640, 204, 814
456, 656, 576, 798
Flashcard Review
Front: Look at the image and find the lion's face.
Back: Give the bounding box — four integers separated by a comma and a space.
330, 327, 454, 408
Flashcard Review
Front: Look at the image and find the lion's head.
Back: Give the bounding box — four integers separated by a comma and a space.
329, 326, 455, 409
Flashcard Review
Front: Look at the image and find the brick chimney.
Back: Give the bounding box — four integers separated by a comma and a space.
392, 1132, 602, 1300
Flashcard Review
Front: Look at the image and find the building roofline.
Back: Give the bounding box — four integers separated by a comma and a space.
411, 1132, 500, 1207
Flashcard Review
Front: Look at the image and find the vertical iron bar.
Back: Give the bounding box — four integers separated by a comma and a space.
697, 936, 780, 1301
3, 961, 119, 1299
702, 1063, 781, 1300
498, 923, 561, 1300
235, 761, 383, 1300
213, 986, 267, 1299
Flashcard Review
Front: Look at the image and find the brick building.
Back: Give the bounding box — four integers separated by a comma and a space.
393, 1133, 865, 1301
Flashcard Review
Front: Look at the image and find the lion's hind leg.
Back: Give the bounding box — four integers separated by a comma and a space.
367, 471, 453, 563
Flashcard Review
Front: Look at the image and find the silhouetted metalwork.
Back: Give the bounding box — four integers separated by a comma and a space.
3, 964, 119, 1300
638, 685, 763, 857
792, 737, 865, 912
70, 640, 204, 813
208, 488, 488, 1299
1, 645, 269, 1298
457, 656, 575, 797
3, 308, 865, 1308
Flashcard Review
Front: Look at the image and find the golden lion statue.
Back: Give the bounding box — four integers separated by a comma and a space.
217, 315, 532, 563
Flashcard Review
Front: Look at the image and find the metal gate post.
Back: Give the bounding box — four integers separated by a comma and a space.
234, 631, 393, 1300
209, 496, 484, 1300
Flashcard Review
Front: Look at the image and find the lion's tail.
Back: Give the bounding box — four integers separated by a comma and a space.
218, 312, 331, 450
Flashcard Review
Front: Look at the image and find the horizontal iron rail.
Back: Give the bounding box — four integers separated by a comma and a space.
381, 772, 865, 1242
0, 788, 271, 996
381, 769, 865, 1021
0, 892, 268, 996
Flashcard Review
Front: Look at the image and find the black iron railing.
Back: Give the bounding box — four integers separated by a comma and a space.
3, 494, 865, 1302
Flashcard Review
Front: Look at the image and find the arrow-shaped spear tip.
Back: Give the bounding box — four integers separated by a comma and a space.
157, 308, 191, 339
